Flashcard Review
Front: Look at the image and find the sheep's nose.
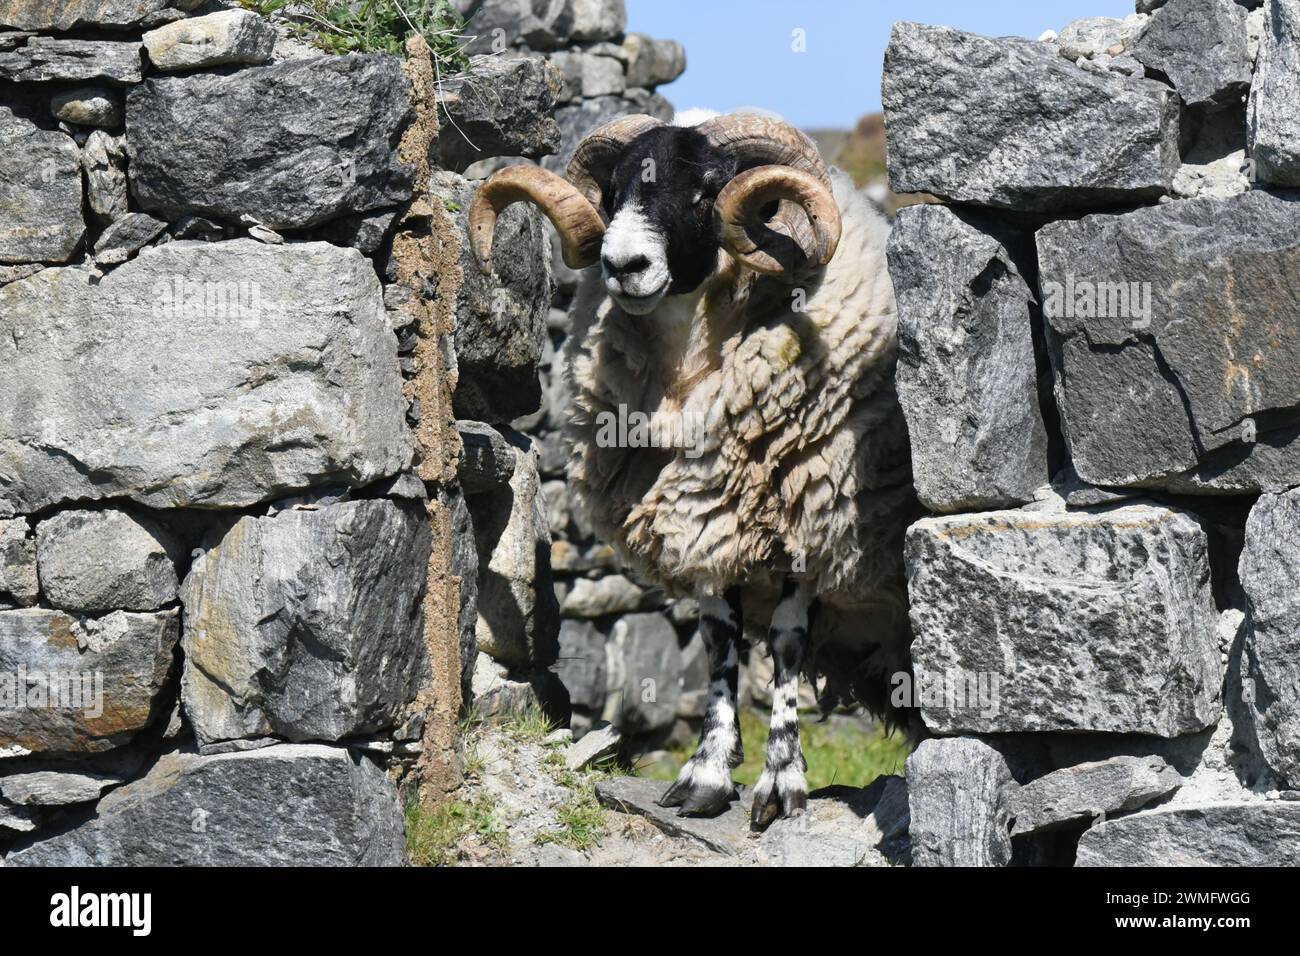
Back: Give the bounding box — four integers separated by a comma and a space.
602, 252, 650, 278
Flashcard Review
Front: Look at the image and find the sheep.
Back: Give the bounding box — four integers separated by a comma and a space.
469, 110, 918, 828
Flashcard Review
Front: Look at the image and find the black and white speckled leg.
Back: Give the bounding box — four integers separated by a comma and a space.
657, 587, 743, 817
751, 578, 811, 830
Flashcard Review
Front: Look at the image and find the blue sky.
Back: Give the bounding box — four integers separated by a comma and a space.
625, 0, 1135, 128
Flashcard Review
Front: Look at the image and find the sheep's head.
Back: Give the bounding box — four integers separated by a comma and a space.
469, 112, 843, 316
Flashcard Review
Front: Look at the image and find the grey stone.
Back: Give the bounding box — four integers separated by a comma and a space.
81, 129, 129, 226
0, 800, 39, 832
5, 744, 406, 866
0, 240, 414, 515
461, 0, 567, 53
568, 0, 625, 41
889, 204, 1048, 512
555, 618, 606, 711
438, 54, 561, 173
316, 209, 397, 256
1248, 0, 1300, 186
621, 33, 685, 88
564, 720, 620, 770
143, 9, 275, 72
549, 50, 624, 101
1238, 488, 1300, 789
0, 37, 143, 84
883, 22, 1180, 210
561, 574, 655, 617
170, 215, 223, 242
0, 264, 43, 287
50, 86, 122, 128
614, 612, 679, 733
469, 441, 559, 668
1132, 0, 1252, 109
127, 54, 415, 229
906, 505, 1222, 736
1053, 14, 1150, 61
757, 777, 911, 867
542, 90, 674, 175
0, 0, 200, 30
0, 770, 122, 806
1008, 756, 1183, 835
906, 737, 1014, 867
1076, 802, 1300, 865
0, 609, 179, 754
0, 109, 84, 265
1038, 191, 1300, 493
596, 774, 745, 854
458, 420, 526, 492
433, 170, 552, 423
445, 485, 479, 702
0, 518, 37, 608
181, 500, 431, 746
36, 509, 181, 614
92, 212, 168, 265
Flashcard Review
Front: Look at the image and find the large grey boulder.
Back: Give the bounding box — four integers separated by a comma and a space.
433, 170, 552, 423
438, 55, 562, 173
0, 609, 179, 754
0, 109, 84, 265
0, 37, 143, 84
1008, 756, 1183, 836
0, 240, 413, 516
142, 9, 276, 72
0, 0, 200, 30
1131, 0, 1252, 110
0, 518, 37, 608
907, 737, 1014, 867
5, 744, 407, 866
613, 612, 680, 734
36, 509, 181, 614
1076, 803, 1300, 865
1238, 488, 1300, 789
127, 54, 415, 229
883, 22, 1180, 210
906, 505, 1222, 736
1038, 191, 1300, 493
889, 204, 1048, 512
181, 500, 431, 746
1248, 0, 1300, 186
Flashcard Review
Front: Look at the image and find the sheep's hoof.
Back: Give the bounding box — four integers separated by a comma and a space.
656, 774, 737, 818
749, 773, 807, 831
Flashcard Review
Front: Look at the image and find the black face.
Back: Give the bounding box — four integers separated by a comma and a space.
602, 126, 739, 299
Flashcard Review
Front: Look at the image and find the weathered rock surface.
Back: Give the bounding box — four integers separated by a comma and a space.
621, 33, 685, 89
0, 240, 414, 515
906, 505, 1222, 736
434, 170, 552, 423
0, 109, 85, 265
1008, 756, 1183, 835
1131, 0, 1252, 109
0, 0, 199, 30
890, 204, 1048, 512
564, 720, 620, 770
907, 737, 1014, 867
1076, 803, 1300, 865
458, 420, 527, 492
92, 211, 168, 264
883, 22, 1180, 210
555, 618, 606, 711
127, 54, 415, 229
81, 129, 129, 225
561, 574, 655, 618
611, 612, 679, 733
1038, 191, 1300, 493
438, 54, 561, 173
1248, 0, 1300, 186
1238, 488, 1300, 789
0, 37, 143, 84
51, 86, 122, 128
181, 500, 431, 746
36, 509, 181, 613
0, 769, 122, 806
0, 609, 179, 754
549, 50, 624, 101
0, 518, 38, 608
143, 8, 275, 72
4, 744, 406, 866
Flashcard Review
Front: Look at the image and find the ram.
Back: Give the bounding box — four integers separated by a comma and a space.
470, 110, 917, 828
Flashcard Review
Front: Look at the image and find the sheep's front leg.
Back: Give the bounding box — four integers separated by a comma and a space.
751, 580, 811, 829
657, 587, 743, 816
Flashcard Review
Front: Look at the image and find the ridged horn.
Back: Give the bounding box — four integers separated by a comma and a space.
713, 165, 842, 275
696, 112, 832, 187
469, 164, 605, 273
565, 114, 664, 212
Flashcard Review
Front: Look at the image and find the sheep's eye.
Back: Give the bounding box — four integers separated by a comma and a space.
690, 189, 704, 205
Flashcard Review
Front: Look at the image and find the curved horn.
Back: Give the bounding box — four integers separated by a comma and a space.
713, 165, 842, 275
565, 114, 664, 212
469, 164, 605, 273
696, 112, 831, 187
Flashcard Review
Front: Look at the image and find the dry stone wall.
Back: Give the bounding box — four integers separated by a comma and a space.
886, 0, 1300, 866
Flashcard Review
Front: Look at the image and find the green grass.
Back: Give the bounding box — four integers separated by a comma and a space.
405, 792, 509, 867
240, 0, 471, 68
642, 708, 910, 791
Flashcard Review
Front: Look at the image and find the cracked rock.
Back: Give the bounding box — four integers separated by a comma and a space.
1008, 756, 1183, 835
1132, 0, 1252, 110
907, 737, 1014, 867
0, 37, 143, 84
1248, 0, 1300, 186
